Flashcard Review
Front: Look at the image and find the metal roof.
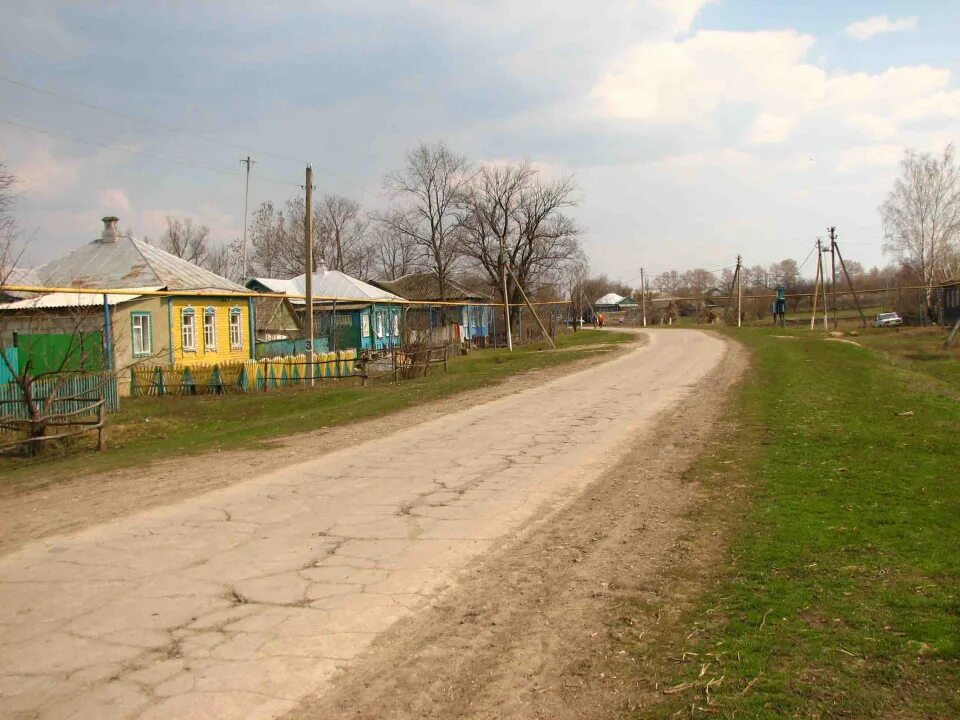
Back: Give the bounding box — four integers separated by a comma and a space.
247, 269, 405, 304
36, 235, 246, 293
370, 272, 492, 302
595, 293, 626, 306
0, 289, 155, 310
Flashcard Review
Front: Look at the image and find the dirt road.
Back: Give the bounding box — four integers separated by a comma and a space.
0, 329, 730, 719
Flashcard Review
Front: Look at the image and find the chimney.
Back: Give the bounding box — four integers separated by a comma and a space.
101, 216, 120, 243
316, 260, 328, 274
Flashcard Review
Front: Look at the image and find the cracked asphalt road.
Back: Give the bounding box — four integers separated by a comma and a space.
0, 329, 727, 719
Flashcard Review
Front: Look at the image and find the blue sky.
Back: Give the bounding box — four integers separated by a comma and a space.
1, 1, 958, 282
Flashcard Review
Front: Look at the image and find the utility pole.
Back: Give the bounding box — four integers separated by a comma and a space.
736, 254, 742, 328
811, 239, 823, 331
829, 226, 838, 327
240, 156, 255, 279
499, 238, 513, 351
640, 267, 647, 327
304, 165, 315, 386
833, 236, 867, 328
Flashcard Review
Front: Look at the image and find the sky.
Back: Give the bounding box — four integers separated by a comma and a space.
1, 0, 958, 284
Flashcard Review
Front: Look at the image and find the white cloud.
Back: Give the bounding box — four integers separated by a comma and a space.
845, 15, 918, 41
591, 31, 824, 124
591, 30, 960, 146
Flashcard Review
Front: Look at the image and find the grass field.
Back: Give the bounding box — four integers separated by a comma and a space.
0, 329, 634, 490
633, 326, 960, 718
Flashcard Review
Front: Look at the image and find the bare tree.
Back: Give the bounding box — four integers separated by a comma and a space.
881, 144, 960, 316
160, 217, 211, 265
203, 241, 240, 281
317, 194, 368, 276
249, 198, 326, 278
371, 223, 421, 280
380, 142, 472, 302
460, 162, 580, 330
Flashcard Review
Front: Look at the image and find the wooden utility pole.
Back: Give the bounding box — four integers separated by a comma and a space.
240, 156, 255, 279
505, 264, 555, 349
829, 226, 838, 327
640, 267, 647, 327
736, 254, 742, 328
833, 237, 867, 327
499, 238, 513, 351
821, 242, 830, 331
811, 239, 822, 330
304, 165, 315, 386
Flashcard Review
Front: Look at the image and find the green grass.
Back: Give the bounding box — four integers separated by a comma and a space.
636, 327, 960, 718
0, 330, 634, 491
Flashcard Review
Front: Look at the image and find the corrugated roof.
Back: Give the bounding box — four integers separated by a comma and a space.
36, 235, 245, 293
0, 289, 155, 310
371, 272, 492, 302
248, 269, 405, 304
595, 293, 626, 306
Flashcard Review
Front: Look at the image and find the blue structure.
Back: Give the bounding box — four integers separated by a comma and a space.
246, 265, 406, 355
371, 272, 493, 344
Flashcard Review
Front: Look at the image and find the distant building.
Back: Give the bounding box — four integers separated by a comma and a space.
594, 293, 638, 313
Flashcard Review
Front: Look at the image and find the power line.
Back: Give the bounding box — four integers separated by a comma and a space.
1, 117, 302, 187
0, 73, 303, 165
0, 73, 378, 199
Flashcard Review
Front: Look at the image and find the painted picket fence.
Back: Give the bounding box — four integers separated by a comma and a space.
130, 350, 358, 397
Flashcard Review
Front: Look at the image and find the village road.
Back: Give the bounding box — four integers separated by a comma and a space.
0, 329, 727, 720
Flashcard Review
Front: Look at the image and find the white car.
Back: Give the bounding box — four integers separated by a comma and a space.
873, 312, 903, 328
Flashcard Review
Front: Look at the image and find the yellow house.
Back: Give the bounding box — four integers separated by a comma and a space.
168, 298, 252, 366
5, 216, 255, 393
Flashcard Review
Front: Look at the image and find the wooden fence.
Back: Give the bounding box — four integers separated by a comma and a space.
0, 372, 119, 418
130, 350, 358, 397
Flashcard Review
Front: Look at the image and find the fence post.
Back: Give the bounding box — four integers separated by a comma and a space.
443, 345, 448, 374
97, 397, 105, 451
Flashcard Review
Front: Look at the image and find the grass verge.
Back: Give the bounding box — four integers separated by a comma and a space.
0, 330, 634, 491
629, 328, 960, 718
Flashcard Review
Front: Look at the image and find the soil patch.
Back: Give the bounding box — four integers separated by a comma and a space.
285, 335, 747, 720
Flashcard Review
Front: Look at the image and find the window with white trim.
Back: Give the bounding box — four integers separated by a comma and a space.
375, 311, 384, 338
361, 314, 371, 338
131, 312, 152, 356
392, 311, 400, 336
203, 307, 217, 351
181, 307, 197, 352
229, 307, 243, 350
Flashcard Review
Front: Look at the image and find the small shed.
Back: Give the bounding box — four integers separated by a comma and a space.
942, 281, 960, 325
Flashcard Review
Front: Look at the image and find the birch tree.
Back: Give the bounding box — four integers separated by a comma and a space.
881, 144, 960, 315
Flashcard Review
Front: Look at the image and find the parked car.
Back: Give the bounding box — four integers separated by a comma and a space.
873, 312, 903, 328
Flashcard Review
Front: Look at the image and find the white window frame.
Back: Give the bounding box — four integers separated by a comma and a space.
203, 307, 217, 351
132, 312, 152, 357
375, 311, 384, 338
181, 307, 197, 352
229, 307, 243, 350
361, 314, 371, 338
392, 311, 400, 336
